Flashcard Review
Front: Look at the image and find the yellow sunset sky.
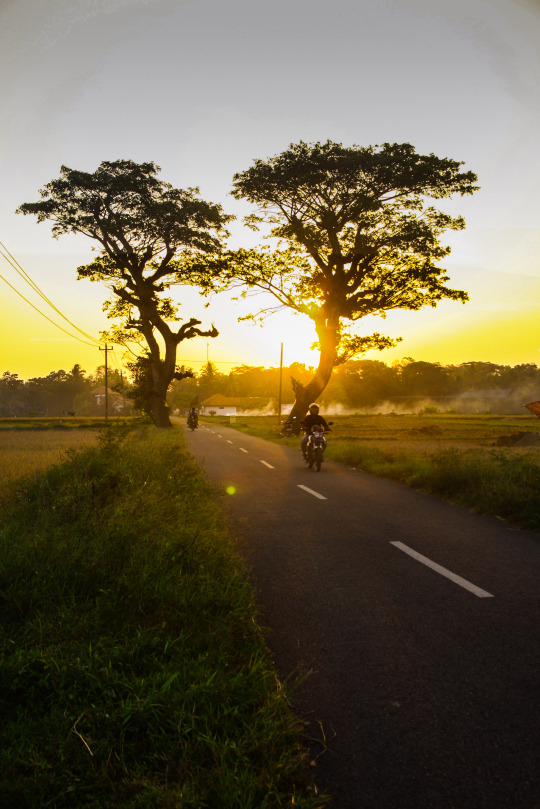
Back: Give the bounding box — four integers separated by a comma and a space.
1, 0, 539, 379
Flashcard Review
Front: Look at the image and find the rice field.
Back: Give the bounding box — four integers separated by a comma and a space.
324, 413, 540, 456
208, 412, 540, 452
0, 430, 99, 498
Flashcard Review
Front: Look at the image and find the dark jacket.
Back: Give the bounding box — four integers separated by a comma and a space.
301, 413, 330, 433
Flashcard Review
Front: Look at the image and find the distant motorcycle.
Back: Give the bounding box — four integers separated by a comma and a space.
303, 423, 332, 471
187, 413, 198, 431
280, 416, 300, 437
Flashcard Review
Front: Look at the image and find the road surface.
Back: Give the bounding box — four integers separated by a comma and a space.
183, 422, 540, 809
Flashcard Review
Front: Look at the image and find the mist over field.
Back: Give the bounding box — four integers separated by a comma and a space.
320, 389, 540, 417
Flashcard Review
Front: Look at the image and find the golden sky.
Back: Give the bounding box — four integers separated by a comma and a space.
1, 0, 539, 378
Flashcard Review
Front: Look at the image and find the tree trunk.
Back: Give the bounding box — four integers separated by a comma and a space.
150, 387, 172, 428
287, 317, 339, 427
148, 334, 176, 429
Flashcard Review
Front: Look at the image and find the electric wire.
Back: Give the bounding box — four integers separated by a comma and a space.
0, 240, 235, 369
0, 240, 102, 346
0, 269, 101, 347
109, 349, 124, 373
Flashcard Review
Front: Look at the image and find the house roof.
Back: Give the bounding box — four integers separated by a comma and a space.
91, 386, 118, 396
201, 394, 242, 406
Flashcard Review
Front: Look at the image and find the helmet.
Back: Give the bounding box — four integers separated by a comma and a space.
308, 402, 320, 413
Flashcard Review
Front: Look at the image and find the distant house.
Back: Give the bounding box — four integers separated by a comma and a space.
199, 394, 270, 416
91, 385, 128, 413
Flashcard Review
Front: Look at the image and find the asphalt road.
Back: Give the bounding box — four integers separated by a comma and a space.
182, 422, 540, 809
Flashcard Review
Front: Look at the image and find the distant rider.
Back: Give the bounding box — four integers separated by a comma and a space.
187, 407, 198, 428
300, 403, 330, 458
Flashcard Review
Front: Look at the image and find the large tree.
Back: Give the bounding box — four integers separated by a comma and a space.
17, 160, 231, 427
214, 140, 479, 422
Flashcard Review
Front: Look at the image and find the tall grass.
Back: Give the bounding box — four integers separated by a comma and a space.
0, 426, 324, 808
327, 443, 540, 530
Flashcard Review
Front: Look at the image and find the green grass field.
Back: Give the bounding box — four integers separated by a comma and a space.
207, 413, 540, 532
0, 425, 325, 808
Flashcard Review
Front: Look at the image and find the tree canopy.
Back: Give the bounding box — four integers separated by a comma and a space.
17, 160, 231, 427
216, 140, 479, 420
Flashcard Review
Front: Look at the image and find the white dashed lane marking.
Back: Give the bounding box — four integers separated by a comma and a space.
391, 541, 494, 598
260, 460, 275, 469
239, 448, 248, 453
297, 484, 327, 500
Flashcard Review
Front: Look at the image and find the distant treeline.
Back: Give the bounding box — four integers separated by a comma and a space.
168, 359, 540, 414
0, 364, 127, 417
2, 360, 539, 417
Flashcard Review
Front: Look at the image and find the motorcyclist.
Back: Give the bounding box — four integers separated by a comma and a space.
280, 415, 299, 437
187, 407, 198, 428
300, 403, 330, 458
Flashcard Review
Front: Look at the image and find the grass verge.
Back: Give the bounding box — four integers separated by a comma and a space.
327, 443, 540, 531
0, 425, 325, 808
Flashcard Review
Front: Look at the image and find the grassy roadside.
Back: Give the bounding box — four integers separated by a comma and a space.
0, 426, 325, 808
327, 442, 540, 531
207, 415, 540, 533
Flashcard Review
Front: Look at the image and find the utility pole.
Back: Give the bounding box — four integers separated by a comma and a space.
278, 342, 283, 424
99, 344, 112, 423
120, 370, 126, 410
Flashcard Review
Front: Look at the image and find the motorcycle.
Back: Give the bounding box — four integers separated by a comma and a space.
279, 416, 300, 437
303, 422, 333, 471
187, 413, 198, 431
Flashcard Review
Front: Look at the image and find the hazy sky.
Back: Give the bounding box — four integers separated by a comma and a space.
1, 0, 539, 377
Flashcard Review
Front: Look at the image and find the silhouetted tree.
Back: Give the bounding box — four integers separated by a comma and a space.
0, 371, 25, 416
196, 362, 228, 402
449, 361, 504, 392
201, 140, 478, 421
24, 367, 91, 415
17, 160, 230, 427
339, 360, 400, 407
397, 360, 450, 397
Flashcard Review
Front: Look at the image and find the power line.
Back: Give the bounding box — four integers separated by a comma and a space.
0, 268, 101, 348
109, 348, 126, 373
109, 350, 121, 371
0, 240, 102, 346
0, 240, 236, 369
0, 240, 130, 365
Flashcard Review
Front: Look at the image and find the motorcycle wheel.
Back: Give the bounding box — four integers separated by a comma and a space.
314, 447, 322, 471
